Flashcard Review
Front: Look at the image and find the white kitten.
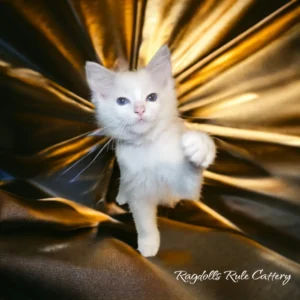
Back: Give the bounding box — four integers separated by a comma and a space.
85, 46, 216, 257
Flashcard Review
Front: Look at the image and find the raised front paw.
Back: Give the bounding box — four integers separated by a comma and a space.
138, 232, 160, 257
182, 130, 216, 168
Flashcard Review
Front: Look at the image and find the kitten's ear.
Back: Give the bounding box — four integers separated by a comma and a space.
85, 61, 115, 99
145, 45, 172, 86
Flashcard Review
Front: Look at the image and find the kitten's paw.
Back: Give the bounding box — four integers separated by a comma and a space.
116, 193, 127, 205
182, 131, 216, 168
138, 232, 160, 257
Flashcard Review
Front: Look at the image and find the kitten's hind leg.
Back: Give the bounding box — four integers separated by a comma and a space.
129, 200, 160, 257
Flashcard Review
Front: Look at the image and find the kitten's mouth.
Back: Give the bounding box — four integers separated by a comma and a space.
134, 117, 147, 124
126, 118, 154, 135
131, 118, 151, 130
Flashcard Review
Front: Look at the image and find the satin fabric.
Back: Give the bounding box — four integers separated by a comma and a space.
0, 0, 300, 299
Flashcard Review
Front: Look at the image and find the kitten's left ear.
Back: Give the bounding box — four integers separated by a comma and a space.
145, 45, 173, 86
85, 61, 115, 99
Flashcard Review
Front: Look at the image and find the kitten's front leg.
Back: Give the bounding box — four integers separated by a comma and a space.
182, 130, 216, 168
129, 200, 159, 257
116, 181, 128, 205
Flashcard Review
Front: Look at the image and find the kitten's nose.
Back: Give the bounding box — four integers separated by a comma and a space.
134, 105, 145, 117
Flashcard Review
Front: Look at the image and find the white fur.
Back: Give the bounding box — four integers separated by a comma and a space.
85, 46, 216, 257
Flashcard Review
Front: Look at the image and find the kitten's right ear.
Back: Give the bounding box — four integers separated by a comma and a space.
85, 61, 115, 98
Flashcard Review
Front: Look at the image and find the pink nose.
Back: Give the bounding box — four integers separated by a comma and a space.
134, 105, 145, 116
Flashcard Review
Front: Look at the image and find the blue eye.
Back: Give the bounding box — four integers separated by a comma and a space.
116, 97, 130, 105
146, 93, 157, 102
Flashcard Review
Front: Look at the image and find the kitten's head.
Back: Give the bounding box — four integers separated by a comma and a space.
85, 46, 178, 141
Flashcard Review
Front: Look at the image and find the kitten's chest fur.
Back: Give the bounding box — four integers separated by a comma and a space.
117, 126, 183, 170
116, 124, 202, 203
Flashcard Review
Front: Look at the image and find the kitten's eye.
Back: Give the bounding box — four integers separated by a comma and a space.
146, 93, 157, 102
116, 97, 130, 105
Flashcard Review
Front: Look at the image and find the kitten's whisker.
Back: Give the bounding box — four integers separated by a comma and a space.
88, 128, 105, 137
88, 121, 120, 136
62, 120, 119, 176
61, 145, 99, 175
88, 125, 111, 136
120, 124, 128, 140
70, 137, 113, 182
86, 114, 97, 124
